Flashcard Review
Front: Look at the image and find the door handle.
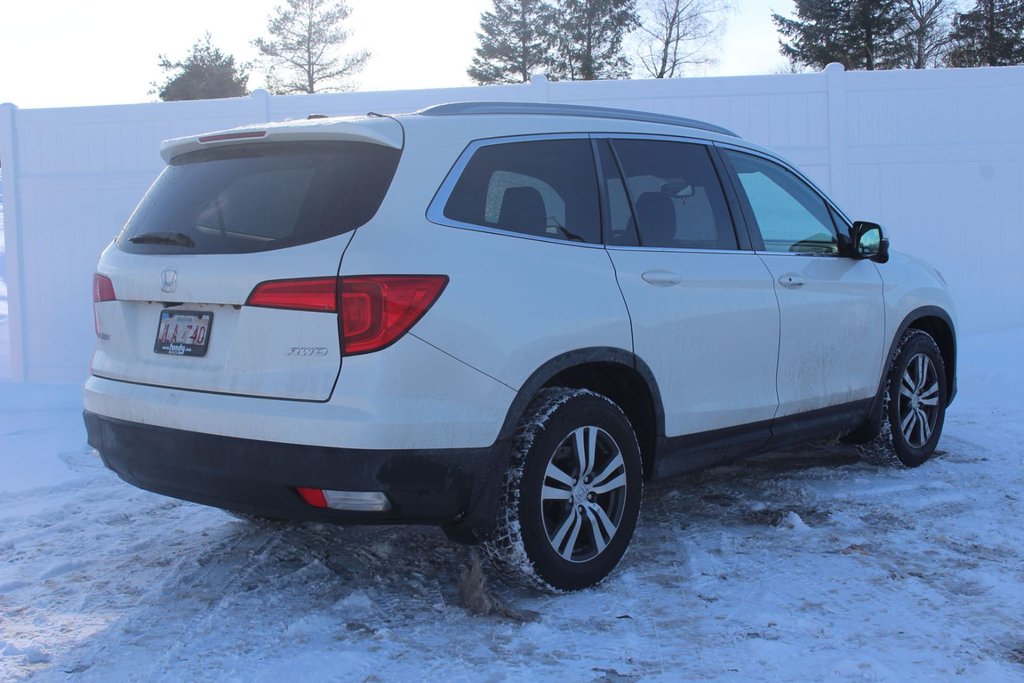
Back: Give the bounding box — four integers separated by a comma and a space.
778, 273, 807, 288
642, 270, 682, 287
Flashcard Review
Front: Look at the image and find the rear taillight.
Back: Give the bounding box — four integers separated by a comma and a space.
93, 274, 116, 303
245, 277, 337, 312
340, 275, 448, 355
244, 275, 448, 356
93, 274, 116, 338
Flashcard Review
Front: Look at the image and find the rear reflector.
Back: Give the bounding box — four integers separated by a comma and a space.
340, 275, 448, 355
245, 277, 338, 312
93, 273, 116, 302
296, 487, 328, 508
296, 488, 391, 512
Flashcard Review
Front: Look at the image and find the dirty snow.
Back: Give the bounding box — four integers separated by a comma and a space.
1, 327, 1023, 681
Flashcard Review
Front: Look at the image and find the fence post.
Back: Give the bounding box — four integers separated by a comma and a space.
251, 88, 272, 123
0, 102, 25, 381
824, 63, 849, 204
530, 73, 551, 103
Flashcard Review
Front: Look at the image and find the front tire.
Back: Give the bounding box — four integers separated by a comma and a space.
861, 329, 947, 468
482, 388, 643, 592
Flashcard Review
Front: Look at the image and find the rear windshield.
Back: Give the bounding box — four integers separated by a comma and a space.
117, 141, 401, 255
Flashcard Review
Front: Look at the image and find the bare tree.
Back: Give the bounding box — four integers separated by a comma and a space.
770, 60, 814, 74
253, 0, 369, 94
636, 0, 729, 78
900, 0, 955, 68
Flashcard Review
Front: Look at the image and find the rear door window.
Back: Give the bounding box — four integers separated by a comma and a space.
118, 141, 401, 255
442, 139, 601, 244
609, 139, 738, 250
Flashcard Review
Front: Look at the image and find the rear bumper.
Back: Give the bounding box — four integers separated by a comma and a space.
83, 331, 515, 451
84, 411, 508, 543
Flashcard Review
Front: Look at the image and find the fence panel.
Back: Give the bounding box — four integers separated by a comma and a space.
1, 65, 1022, 381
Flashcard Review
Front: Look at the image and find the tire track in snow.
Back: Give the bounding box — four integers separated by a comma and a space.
8, 403, 1024, 680
51, 526, 280, 680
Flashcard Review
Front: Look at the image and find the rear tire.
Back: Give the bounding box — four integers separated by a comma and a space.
482, 388, 643, 592
860, 329, 947, 468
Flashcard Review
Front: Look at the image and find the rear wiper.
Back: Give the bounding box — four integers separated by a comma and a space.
128, 232, 195, 247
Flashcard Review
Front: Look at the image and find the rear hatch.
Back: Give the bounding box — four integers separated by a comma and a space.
90, 118, 403, 401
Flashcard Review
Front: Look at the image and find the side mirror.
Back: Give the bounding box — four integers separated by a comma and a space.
850, 221, 889, 264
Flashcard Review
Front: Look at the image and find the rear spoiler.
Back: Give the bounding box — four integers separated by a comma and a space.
160, 115, 403, 162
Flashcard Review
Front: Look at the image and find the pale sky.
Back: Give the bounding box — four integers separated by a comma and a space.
0, 0, 789, 109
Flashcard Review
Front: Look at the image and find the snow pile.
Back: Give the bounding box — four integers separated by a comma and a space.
1, 329, 1023, 680
1, 641, 50, 665
777, 510, 810, 532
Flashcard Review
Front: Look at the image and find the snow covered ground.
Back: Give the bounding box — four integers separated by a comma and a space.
1, 197, 10, 381
1, 327, 1022, 681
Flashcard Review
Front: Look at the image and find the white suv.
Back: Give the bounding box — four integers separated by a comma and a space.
84, 102, 957, 591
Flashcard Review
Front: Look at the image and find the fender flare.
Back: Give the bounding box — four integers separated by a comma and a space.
443, 347, 665, 545
495, 347, 666, 444
880, 306, 957, 403
849, 305, 957, 444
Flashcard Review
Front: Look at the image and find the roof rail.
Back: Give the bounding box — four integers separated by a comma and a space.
417, 101, 739, 138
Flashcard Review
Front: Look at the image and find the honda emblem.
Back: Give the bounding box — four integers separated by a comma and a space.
161, 269, 178, 293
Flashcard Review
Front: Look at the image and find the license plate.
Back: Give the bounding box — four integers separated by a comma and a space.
153, 310, 213, 357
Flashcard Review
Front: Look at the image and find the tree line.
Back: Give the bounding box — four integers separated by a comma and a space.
468, 0, 728, 83
155, 0, 1024, 102
776, 0, 1024, 71
155, 0, 368, 101
155, 0, 728, 100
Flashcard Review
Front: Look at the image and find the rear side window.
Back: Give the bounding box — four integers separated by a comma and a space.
117, 141, 401, 255
442, 139, 600, 244
609, 139, 737, 250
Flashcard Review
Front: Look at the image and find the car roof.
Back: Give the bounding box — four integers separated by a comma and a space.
160, 101, 745, 163
415, 101, 740, 138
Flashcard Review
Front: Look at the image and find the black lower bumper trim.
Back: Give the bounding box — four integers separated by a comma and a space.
83, 411, 508, 542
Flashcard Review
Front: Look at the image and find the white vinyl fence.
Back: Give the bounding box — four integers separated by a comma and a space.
1, 64, 1022, 382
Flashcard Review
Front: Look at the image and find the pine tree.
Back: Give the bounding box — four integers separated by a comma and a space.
469, 0, 550, 84
253, 0, 369, 94
546, 0, 640, 80
773, 0, 908, 71
773, 1, 846, 70
947, 0, 1024, 66
155, 35, 249, 101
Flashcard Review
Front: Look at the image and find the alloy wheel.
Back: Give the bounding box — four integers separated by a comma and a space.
540, 426, 628, 563
897, 352, 941, 448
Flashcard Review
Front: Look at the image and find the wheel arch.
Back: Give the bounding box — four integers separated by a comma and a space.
891, 306, 957, 405
848, 305, 957, 444
852, 306, 955, 463
496, 348, 665, 481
